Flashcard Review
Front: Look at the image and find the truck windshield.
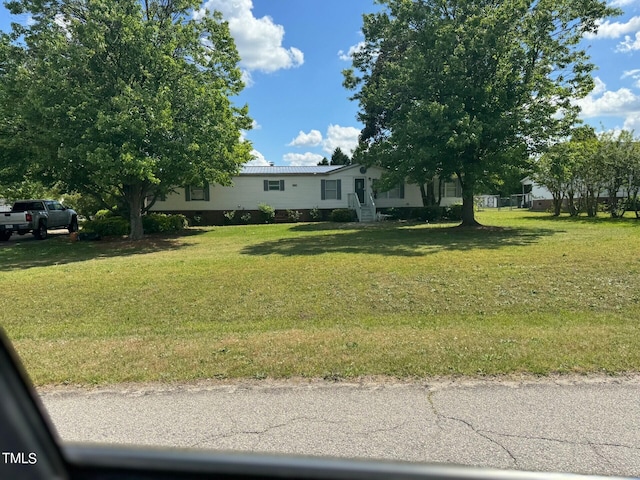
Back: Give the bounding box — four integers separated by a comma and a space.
12, 202, 45, 212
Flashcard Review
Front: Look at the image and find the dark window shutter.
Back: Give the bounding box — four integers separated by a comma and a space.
204, 182, 210, 201
337, 179, 342, 200
280, 180, 285, 191
264, 180, 268, 191
185, 186, 191, 202
321, 180, 326, 200
400, 183, 405, 199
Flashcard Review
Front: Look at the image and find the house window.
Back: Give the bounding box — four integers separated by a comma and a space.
263, 180, 285, 191
321, 179, 341, 200
185, 183, 210, 201
372, 180, 404, 199
441, 179, 461, 198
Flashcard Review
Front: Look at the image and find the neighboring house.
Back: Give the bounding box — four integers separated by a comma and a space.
520, 177, 552, 211
520, 177, 631, 212
151, 164, 462, 224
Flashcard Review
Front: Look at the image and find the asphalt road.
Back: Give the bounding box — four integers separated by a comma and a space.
39, 375, 640, 477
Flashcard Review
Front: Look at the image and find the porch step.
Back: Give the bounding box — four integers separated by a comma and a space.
359, 207, 376, 223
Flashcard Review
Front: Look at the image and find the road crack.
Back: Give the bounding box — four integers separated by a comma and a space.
427, 391, 519, 467
189, 416, 346, 448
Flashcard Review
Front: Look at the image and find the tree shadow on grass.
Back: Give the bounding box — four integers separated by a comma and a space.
522, 214, 640, 225
241, 222, 560, 257
0, 227, 209, 271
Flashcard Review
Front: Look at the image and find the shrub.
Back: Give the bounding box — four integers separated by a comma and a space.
258, 203, 275, 223
82, 214, 187, 236
142, 213, 187, 233
94, 209, 115, 220
309, 207, 321, 221
443, 204, 463, 221
286, 209, 302, 222
240, 212, 252, 223
223, 210, 236, 224
412, 206, 443, 222
330, 208, 354, 222
82, 217, 129, 236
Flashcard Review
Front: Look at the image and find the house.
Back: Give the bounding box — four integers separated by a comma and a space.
520, 177, 553, 211
150, 164, 462, 224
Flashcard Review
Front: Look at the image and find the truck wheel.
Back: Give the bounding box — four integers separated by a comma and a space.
68, 216, 79, 233
34, 222, 47, 240
0, 231, 10, 241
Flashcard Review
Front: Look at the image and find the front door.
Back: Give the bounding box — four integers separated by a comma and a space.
355, 178, 365, 204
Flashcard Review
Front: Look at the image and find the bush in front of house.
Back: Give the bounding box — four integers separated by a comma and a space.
309, 207, 322, 221
94, 209, 115, 220
330, 208, 354, 222
142, 213, 188, 233
82, 217, 130, 236
286, 209, 302, 222
258, 203, 275, 223
82, 214, 187, 236
223, 210, 236, 225
442, 204, 463, 221
412, 206, 443, 222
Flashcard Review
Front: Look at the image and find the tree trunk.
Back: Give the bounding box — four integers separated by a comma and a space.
460, 191, 481, 226
420, 184, 428, 207
552, 195, 562, 216
125, 185, 145, 240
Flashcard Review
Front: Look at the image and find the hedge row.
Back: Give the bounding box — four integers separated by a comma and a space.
82, 213, 188, 236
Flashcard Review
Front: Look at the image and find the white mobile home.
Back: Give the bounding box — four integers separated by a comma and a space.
151, 164, 462, 224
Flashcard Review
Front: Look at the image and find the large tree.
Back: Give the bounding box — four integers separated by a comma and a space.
344, 0, 618, 226
2, 0, 252, 239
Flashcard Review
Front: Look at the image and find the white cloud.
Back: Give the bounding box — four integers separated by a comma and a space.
245, 149, 271, 166
617, 31, 640, 52
287, 129, 323, 147
622, 69, 640, 88
338, 42, 365, 61
198, 0, 304, 74
609, 0, 638, 7
322, 125, 360, 155
575, 77, 640, 117
586, 16, 640, 39
282, 152, 325, 166
623, 114, 640, 131
592, 76, 607, 96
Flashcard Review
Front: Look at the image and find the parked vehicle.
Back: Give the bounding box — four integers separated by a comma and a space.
0, 199, 78, 241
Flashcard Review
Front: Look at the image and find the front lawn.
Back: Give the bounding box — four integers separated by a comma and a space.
1, 211, 639, 385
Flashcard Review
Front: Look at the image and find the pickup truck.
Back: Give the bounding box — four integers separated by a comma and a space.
0, 199, 78, 241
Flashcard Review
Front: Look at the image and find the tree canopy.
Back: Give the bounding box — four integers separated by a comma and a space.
344, 0, 619, 226
1, 0, 253, 238
330, 147, 351, 166
535, 128, 640, 218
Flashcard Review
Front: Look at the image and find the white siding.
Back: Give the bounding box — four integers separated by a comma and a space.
151, 164, 462, 212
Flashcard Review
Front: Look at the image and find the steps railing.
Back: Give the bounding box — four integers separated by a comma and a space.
347, 193, 362, 222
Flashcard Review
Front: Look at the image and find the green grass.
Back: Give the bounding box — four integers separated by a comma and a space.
1, 210, 639, 385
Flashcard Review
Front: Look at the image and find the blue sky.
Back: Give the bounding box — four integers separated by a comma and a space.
2, 0, 640, 166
